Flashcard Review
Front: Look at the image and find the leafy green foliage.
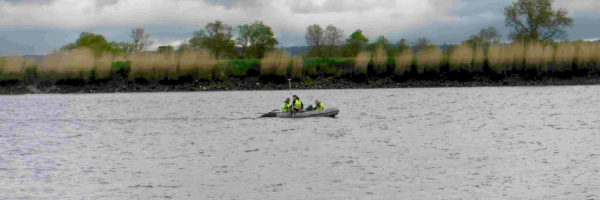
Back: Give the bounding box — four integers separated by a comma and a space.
190, 21, 237, 58
343, 29, 369, 57
464, 27, 501, 50
504, 0, 573, 42
237, 21, 279, 58
157, 45, 174, 54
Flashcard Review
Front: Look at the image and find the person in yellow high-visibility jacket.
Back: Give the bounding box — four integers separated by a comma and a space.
292, 95, 303, 112
281, 98, 292, 112
314, 100, 324, 110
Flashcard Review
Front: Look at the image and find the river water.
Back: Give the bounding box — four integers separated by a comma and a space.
1, 86, 600, 199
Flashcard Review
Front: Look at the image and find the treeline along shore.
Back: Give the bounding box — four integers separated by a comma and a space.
1, 41, 600, 94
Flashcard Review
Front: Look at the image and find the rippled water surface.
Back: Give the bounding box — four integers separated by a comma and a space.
2, 86, 600, 199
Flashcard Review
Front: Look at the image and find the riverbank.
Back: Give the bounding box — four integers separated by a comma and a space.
3, 75, 600, 94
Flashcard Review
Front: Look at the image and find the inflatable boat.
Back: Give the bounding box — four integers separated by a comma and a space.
261, 107, 339, 118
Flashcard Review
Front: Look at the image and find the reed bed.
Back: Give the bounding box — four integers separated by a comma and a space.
417, 46, 443, 74
129, 52, 178, 80
473, 47, 485, 72
0, 55, 25, 80
94, 53, 114, 79
373, 46, 387, 73
40, 48, 95, 79
2, 42, 600, 84
354, 51, 370, 74
576, 42, 598, 70
525, 42, 546, 72
395, 50, 413, 75
261, 51, 290, 76
449, 44, 473, 72
178, 50, 216, 80
291, 57, 303, 78
487, 44, 507, 74
554, 43, 576, 72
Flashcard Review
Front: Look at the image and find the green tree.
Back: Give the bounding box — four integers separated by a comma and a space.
413, 38, 431, 53
190, 21, 236, 58
395, 39, 410, 53
248, 21, 278, 58
504, 0, 573, 42
236, 24, 252, 57
157, 45, 174, 54
343, 29, 368, 57
131, 27, 152, 52
367, 36, 394, 55
323, 24, 344, 57
236, 21, 278, 58
464, 27, 501, 49
61, 32, 113, 55
305, 24, 324, 57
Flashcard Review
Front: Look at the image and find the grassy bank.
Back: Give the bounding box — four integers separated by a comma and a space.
0, 41, 599, 94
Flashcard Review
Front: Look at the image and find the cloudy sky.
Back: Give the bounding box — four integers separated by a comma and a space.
0, 0, 598, 54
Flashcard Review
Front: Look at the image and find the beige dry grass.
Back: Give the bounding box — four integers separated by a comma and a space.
95, 53, 113, 78
291, 57, 303, 78
473, 47, 485, 72
555, 43, 576, 71
40, 48, 95, 79
374, 46, 387, 67
487, 44, 506, 73
2, 56, 24, 74
417, 46, 443, 73
354, 51, 370, 74
395, 50, 413, 75
576, 42, 596, 68
261, 51, 291, 76
449, 44, 473, 72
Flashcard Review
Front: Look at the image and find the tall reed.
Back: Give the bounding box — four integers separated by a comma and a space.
506, 43, 525, 71
473, 47, 484, 72
416, 46, 443, 74
354, 51, 370, 75
487, 44, 507, 74
40, 48, 95, 79
178, 50, 216, 80
261, 51, 290, 76
291, 57, 303, 78
554, 42, 576, 72
0, 55, 24, 80
449, 44, 473, 72
94, 53, 113, 79
576, 42, 597, 69
395, 49, 413, 75
373, 46, 387, 74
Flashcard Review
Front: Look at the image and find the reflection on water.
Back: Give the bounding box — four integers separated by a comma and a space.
1, 86, 600, 199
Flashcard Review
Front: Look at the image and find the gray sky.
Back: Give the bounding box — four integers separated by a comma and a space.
0, 0, 598, 54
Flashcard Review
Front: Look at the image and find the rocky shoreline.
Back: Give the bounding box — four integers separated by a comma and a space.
2, 75, 600, 94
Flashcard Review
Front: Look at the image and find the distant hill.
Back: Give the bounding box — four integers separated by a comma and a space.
280, 46, 310, 56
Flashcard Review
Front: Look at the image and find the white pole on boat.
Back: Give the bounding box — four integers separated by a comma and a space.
288, 78, 294, 118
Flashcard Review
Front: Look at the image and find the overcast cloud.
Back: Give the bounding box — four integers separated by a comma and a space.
0, 0, 598, 54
